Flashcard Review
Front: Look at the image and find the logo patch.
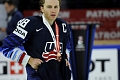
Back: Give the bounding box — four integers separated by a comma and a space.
62, 23, 67, 33
13, 26, 28, 39
43, 42, 63, 62
42, 51, 57, 62
36, 28, 43, 32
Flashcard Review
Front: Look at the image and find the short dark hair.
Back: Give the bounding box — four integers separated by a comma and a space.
3, 0, 18, 7
39, 0, 62, 7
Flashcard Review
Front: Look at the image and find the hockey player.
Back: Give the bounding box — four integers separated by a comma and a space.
2, 0, 71, 80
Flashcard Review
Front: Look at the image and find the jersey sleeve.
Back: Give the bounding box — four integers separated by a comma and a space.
66, 24, 72, 54
2, 17, 35, 66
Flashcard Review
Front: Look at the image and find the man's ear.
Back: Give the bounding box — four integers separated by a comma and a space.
40, 6, 44, 13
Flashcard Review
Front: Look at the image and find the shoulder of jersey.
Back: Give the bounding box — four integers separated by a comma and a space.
56, 18, 69, 29
18, 16, 43, 32
24, 16, 43, 29
56, 18, 67, 24
26, 16, 42, 22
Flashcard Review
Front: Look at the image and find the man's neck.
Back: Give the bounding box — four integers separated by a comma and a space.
47, 19, 54, 26
43, 14, 54, 26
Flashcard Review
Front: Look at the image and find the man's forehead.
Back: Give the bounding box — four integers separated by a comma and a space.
44, 0, 59, 5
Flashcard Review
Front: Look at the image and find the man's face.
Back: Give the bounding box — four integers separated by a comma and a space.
4, 3, 14, 13
41, 0, 60, 21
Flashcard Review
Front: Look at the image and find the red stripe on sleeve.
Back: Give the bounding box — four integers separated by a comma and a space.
19, 52, 26, 64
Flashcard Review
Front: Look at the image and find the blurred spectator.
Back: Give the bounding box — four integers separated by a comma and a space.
0, 32, 6, 46
0, 4, 7, 46
0, 0, 23, 35
0, 0, 4, 3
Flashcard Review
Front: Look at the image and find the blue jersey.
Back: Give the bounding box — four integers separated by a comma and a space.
2, 15, 71, 80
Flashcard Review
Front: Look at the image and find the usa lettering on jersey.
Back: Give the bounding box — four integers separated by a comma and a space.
42, 42, 63, 62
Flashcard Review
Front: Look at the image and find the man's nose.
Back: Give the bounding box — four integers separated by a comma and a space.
51, 8, 56, 13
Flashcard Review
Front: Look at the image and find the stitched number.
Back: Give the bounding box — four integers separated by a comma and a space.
17, 19, 30, 28
62, 23, 67, 33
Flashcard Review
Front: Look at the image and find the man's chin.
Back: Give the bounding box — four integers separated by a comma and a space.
50, 18, 56, 21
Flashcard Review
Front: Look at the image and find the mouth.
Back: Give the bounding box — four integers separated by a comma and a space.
51, 14, 56, 17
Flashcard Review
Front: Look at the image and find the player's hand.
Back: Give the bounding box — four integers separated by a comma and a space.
28, 57, 43, 70
57, 52, 62, 62
65, 59, 70, 67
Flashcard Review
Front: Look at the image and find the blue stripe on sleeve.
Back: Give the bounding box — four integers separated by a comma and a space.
7, 50, 13, 58
17, 53, 22, 62
11, 37, 22, 45
2, 48, 10, 56
5, 38, 15, 46
12, 50, 19, 60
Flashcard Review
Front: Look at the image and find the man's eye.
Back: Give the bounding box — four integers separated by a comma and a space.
55, 6, 58, 8
47, 6, 52, 8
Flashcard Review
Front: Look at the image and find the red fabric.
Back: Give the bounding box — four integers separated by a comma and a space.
55, 22, 60, 52
42, 51, 57, 62
19, 52, 26, 64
